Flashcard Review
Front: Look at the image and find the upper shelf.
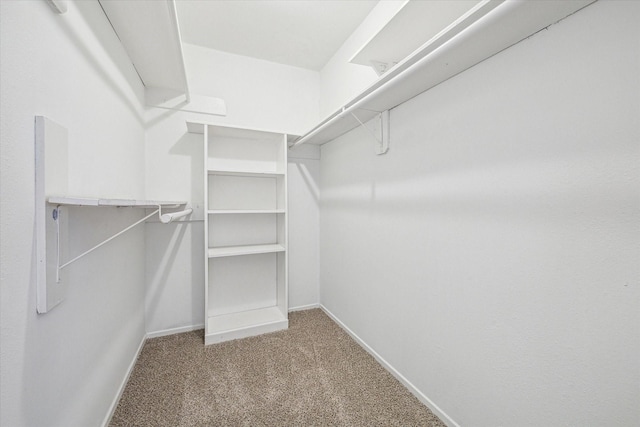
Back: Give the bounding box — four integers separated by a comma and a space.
186, 121, 293, 139
187, 121, 300, 148
291, 0, 595, 148
48, 197, 186, 208
98, 0, 189, 94
350, 0, 482, 73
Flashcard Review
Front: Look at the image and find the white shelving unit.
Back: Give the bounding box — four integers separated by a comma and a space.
188, 121, 289, 345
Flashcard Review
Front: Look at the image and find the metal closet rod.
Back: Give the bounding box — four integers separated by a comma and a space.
289, 0, 507, 148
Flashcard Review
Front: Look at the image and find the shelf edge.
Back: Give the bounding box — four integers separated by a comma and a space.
48, 196, 186, 208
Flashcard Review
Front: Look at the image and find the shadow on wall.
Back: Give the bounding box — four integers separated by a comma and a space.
293, 159, 320, 202
60, 1, 146, 125
168, 130, 203, 205
144, 124, 206, 333
145, 222, 195, 331
24, 207, 147, 425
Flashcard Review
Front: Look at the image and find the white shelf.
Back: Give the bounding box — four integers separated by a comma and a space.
206, 306, 288, 345
187, 121, 288, 138
48, 196, 186, 208
208, 209, 285, 215
98, 0, 189, 94
207, 169, 284, 178
292, 0, 595, 147
350, 0, 481, 71
208, 244, 285, 258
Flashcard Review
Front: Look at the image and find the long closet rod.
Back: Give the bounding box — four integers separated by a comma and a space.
290, 0, 595, 148
290, 0, 501, 149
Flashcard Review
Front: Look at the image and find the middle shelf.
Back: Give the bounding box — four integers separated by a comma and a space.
208, 168, 285, 178
208, 244, 286, 258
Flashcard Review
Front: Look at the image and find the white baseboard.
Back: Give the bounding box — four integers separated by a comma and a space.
319, 304, 460, 427
101, 333, 146, 427
288, 303, 320, 312
102, 323, 204, 426
146, 323, 204, 339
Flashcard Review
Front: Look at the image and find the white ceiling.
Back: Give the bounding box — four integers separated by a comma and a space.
175, 0, 379, 71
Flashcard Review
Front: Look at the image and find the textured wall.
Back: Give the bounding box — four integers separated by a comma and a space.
143, 47, 322, 334
320, 1, 640, 425
318, 0, 402, 119
183, 43, 320, 135
0, 1, 147, 425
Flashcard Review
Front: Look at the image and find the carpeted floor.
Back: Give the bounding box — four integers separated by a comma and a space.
110, 308, 446, 426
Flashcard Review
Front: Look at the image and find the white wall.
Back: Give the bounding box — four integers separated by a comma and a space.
143, 46, 321, 334
288, 146, 321, 309
184, 43, 320, 135
318, 0, 405, 119
320, 2, 639, 426
0, 1, 148, 426
143, 108, 205, 335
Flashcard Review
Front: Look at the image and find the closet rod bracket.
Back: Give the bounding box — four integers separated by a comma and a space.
351, 110, 390, 155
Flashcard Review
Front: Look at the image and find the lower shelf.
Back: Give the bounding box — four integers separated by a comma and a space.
205, 306, 288, 345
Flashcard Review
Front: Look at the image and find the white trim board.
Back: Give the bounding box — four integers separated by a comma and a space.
101, 334, 146, 427
319, 304, 460, 427
145, 312, 314, 341
146, 323, 205, 339
288, 303, 320, 312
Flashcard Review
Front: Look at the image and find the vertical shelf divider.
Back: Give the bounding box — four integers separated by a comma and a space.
203, 124, 210, 341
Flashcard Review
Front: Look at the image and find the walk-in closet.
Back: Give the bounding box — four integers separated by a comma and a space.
1, 1, 638, 426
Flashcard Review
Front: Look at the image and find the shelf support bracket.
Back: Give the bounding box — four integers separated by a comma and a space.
56, 207, 159, 280
55, 203, 193, 280
351, 110, 390, 155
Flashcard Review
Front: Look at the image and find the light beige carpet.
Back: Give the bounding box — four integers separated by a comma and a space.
110, 308, 446, 426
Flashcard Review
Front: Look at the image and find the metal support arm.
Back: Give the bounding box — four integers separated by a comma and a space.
56, 208, 159, 280
55, 204, 193, 281
351, 110, 390, 155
